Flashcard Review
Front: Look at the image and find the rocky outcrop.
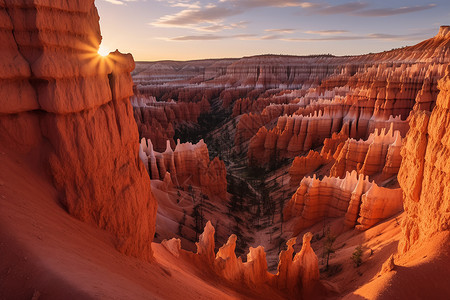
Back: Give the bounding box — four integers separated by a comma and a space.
288, 124, 350, 187
132, 95, 209, 152
232, 89, 309, 117
330, 125, 403, 182
398, 65, 450, 253
234, 113, 272, 152
248, 106, 345, 166
165, 221, 321, 297
140, 138, 227, 199
289, 151, 333, 187
0, 1, 156, 259
234, 94, 348, 151
284, 171, 403, 235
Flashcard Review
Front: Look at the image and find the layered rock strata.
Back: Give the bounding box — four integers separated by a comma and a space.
284, 171, 403, 235
248, 107, 345, 165
139, 138, 227, 198
330, 125, 403, 182
289, 151, 333, 187
398, 66, 450, 253
288, 124, 350, 187
0, 0, 156, 259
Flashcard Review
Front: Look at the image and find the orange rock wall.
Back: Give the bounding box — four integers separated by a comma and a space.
0, 0, 156, 260
398, 65, 450, 253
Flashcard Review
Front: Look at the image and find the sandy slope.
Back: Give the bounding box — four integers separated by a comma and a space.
0, 148, 283, 300
344, 232, 450, 300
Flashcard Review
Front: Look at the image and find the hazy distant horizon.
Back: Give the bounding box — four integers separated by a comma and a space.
95, 0, 450, 61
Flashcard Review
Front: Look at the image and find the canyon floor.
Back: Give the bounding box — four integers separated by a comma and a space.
2, 125, 449, 299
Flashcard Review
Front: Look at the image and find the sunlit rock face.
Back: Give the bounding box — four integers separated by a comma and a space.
330, 125, 403, 182
174, 221, 322, 298
139, 138, 227, 199
398, 64, 450, 253
284, 171, 403, 235
0, 0, 156, 259
228, 29, 448, 167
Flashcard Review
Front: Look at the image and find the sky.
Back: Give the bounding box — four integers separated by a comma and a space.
95, 0, 450, 61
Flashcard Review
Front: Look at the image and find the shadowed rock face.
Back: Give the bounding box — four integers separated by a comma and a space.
398, 66, 450, 253
132, 95, 210, 152
0, 0, 156, 260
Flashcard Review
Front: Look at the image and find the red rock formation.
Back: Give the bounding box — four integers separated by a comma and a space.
132, 95, 207, 152
232, 89, 307, 117
287, 124, 351, 187
330, 125, 403, 182
234, 113, 271, 152
248, 107, 345, 165
140, 138, 227, 199
135, 29, 449, 164
170, 221, 322, 296
321, 124, 350, 156
0, 1, 156, 259
398, 65, 450, 253
284, 171, 402, 235
289, 151, 333, 187
357, 184, 404, 230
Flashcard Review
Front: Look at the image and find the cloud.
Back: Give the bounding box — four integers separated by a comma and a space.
353, 4, 437, 17
304, 30, 349, 35
166, 28, 430, 42
198, 21, 248, 32
151, 1, 439, 36
221, 0, 306, 8
299, 2, 437, 17
170, 2, 201, 9
102, 0, 137, 5
265, 28, 296, 34
170, 33, 257, 40
284, 32, 429, 41
313, 2, 369, 15
151, 5, 241, 28
260, 34, 284, 40
285, 36, 364, 41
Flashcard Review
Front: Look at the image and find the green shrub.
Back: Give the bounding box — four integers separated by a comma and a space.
351, 245, 363, 267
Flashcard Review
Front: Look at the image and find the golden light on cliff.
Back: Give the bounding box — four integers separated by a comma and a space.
79, 38, 116, 76
98, 44, 110, 57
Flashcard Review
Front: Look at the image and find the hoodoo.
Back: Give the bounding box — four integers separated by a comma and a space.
1, 0, 449, 298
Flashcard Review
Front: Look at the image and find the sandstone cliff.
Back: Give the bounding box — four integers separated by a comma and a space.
0, 0, 156, 259
398, 65, 450, 253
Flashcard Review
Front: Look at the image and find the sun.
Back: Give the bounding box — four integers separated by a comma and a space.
98, 44, 110, 57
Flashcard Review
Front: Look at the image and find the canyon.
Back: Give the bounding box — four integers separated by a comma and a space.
0, 0, 449, 299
